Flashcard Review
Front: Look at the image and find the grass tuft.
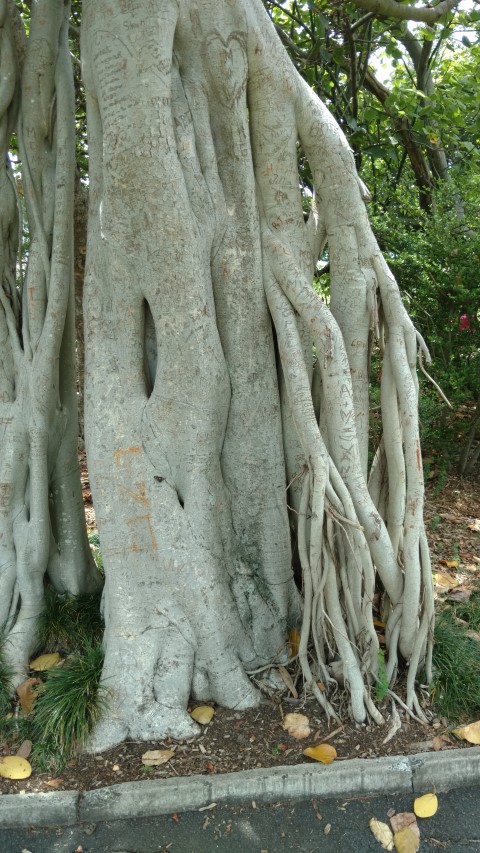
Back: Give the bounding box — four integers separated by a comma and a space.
31, 641, 106, 769
431, 610, 480, 723
0, 636, 14, 722
36, 586, 103, 654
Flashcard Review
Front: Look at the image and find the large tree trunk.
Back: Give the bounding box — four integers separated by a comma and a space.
1, 0, 434, 751
81, 0, 433, 751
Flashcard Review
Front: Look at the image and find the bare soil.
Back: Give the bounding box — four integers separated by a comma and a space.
0, 465, 478, 797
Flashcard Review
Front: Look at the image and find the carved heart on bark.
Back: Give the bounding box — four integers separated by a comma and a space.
205, 30, 247, 106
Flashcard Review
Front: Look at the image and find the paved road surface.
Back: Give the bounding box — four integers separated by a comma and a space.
1, 785, 479, 852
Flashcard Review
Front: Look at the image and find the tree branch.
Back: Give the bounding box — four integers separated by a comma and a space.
350, 0, 460, 24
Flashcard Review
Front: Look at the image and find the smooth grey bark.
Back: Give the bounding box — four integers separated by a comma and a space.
0, 0, 98, 680
81, 0, 433, 750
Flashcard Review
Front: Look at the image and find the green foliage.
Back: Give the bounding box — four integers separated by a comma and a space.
370, 180, 480, 467
450, 592, 480, 633
37, 586, 103, 654
431, 611, 480, 723
1, 587, 105, 770
374, 648, 389, 702
88, 529, 104, 573
0, 637, 14, 722
31, 642, 106, 769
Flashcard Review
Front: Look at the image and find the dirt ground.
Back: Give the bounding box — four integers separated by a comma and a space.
0, 466, 478, 796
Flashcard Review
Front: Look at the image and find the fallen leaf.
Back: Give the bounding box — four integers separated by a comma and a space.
414, 792, 438, 818
446, 588, 472, 603
369, 817, 394, 851
45, 778, 63, 788
29, 652, 62, 672
432, 735, 448, 751
283, 712, 310, 739
141, 748, 175, 766
439, 512, 462, 523
15, 740, 32, 760
466, 630, 480, 643
190, 706, 214, 725
434, 571, 459, 589
277, 665, 298, 698
0, 755, 32, 780
467, 519, 480, 532
453, 720, 480, 744
390, 813, 419, 837
16, 678, 41, 714
324, 823, 331, 835
393, 826, 420, 853
303, 744, 337, 764
289, 628, 300, 658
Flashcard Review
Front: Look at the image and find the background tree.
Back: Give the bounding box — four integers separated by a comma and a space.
2, 0, 477, 752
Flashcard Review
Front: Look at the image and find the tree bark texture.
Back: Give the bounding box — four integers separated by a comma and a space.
1, 0, 435, 751
0, 0, 98, 680
80, 0, 434, 750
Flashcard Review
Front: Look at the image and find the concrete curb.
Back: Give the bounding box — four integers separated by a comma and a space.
0, 747, 479, 829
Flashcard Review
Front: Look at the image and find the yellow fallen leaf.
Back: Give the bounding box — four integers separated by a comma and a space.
369, 817, 394, 851
433, 571, 459, 589
289, 628, 300, 658
303, 744, 337, 764
283, 712, 310, 739
141, 748, 175, 766
453, 720, 480, 744
414, 792, 438, 818
190, 705, 214, 725
29, 652, 62, 672
0, 756, 32, 780
394, 826, 420, 853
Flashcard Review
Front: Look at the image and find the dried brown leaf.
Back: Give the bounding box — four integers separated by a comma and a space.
141, 748, 175, 766
276, 665, 298, 699
282, 712, 311, 739
45, 778, 63, 788
16, 678, 41, 715
15, 740, 32, 760
390, 812, 419, 837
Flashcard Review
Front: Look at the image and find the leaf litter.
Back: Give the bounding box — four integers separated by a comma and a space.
0, 474, 478, 795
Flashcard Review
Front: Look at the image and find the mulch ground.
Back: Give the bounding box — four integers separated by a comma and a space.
0, 465, 478, 796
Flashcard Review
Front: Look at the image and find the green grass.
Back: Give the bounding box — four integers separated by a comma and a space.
374, 649, 389, 702
1, 586, 107, 770
0, 636, 14, 722
31, 641, 106, 769
37, 586, 103, 654
431, 610, 480, 723
450, 592, 480, 633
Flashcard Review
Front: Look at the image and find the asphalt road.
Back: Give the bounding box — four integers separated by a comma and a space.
1, 785, 479, 853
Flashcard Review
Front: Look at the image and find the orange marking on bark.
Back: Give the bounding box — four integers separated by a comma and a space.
113, 446, 141, 464
416, 441, 422, 472
118, 481, 150, 507
127, 513, 157, 552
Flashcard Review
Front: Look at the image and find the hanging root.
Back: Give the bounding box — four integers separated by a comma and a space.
245, 1, 434, 723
